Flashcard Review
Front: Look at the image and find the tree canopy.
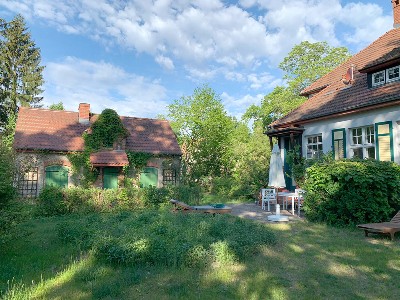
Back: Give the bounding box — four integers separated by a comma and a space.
167, 85, 235, 181
0, 14, 44, 129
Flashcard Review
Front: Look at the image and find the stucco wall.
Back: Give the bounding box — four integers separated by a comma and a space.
299, 105, 400, 163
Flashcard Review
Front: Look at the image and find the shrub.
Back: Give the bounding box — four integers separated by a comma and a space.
0, 142, 16, 207
37, 186, 67, 216
303, 160, 400, 226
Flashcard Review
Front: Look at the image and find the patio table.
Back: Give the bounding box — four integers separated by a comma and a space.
278, 192, 299, 216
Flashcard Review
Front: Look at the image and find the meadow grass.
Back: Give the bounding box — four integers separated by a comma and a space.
1, 204, 399, 300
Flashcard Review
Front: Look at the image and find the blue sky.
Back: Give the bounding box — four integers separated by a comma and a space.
0, 0, 395, 119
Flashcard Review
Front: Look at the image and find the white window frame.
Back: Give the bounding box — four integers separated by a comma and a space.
350, 125, 375, 159
372, 70, 385, 87
306, 134, 323, 159
386, 65, 400, 83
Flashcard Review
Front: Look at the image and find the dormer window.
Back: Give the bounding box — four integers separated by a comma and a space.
371, 65, 400, 87
372, 71, 385, 86
387, 65, 400, 83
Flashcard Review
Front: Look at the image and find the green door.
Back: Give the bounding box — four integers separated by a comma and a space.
103, 167, 119, 189
140, 167, 158, 188
45, 165, 69, 188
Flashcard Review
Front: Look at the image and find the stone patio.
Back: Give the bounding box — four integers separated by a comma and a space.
230, 202, 303, 223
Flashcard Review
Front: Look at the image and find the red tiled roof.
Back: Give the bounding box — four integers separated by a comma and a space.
13, 107, 86, 151
14, 107, 182, 155
272, 28, 400, 127
90, 151, 129, 166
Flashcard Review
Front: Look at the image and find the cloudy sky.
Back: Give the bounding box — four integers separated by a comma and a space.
0, 0, 395, 119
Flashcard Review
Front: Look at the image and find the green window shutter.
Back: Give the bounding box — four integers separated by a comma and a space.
140, 167, 158, 188
332, 129, 346, 160
375, 121, 394, 161
103, 167, 119, 189
45, 166, 68, 188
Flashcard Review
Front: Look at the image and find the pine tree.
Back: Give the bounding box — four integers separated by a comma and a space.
0, 14, 44, 128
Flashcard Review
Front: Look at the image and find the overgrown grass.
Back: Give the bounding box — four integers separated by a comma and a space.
1, 203, 399, 299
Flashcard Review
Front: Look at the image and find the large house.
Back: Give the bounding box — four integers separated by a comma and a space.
13, 103, 181, 197
267, 0, 400, 190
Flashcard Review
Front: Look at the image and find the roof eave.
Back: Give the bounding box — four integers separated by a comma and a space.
271, 98, 400, 129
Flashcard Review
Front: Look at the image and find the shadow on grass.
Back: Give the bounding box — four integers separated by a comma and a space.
1, 213, 400, 300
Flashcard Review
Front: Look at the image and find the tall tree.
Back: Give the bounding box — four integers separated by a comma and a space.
280, 41, 351, 94
0, 14, 44, 128
167, 85, 234, 181
244, 41, 351, 129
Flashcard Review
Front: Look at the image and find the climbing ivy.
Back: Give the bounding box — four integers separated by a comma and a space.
68, 109, 128, 186
124, 151, 152, 174
84, 109, 128, 151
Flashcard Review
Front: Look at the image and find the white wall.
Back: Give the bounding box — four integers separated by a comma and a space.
301, 105, 400, 163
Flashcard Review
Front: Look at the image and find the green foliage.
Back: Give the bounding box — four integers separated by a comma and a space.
84, 109, 128, 152
55, 211, 276, 268
68, 109, 128, 186
1, 114, 16, 149
303, 160, 400, 226
36, 185, 203, 215
167, 85, 235, 181
0, 14, 44, 128
48, 102, 64, 110
124, 151, 152, 176
244, 87, 305, 130
36, 186, 67, 216
286, 145, 334, 187
68, 151, 99, 187
280, 41, 352, 94
0, 141, 16, 207
0, 200, 33, 241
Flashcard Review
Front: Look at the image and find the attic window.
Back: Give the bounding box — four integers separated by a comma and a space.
372, 71, 385, 86
371, 65, 400, 87
387, 65, 400, 83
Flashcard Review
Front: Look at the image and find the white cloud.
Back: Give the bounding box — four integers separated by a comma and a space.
155, 55, 175, 70
1, 0, 393, 81
221, 92, 264, 119
43, 57, 168, 118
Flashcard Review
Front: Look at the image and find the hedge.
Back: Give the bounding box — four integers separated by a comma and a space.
303, 159, 400, 226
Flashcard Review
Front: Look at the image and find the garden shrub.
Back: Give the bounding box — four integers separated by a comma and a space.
37, 186, 67, 216
36, 184, 203, 215
303, 160, 400, 226
0, 142, 16, 207
57, 211, 277, 268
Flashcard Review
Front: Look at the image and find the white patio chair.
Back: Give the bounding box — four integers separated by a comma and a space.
261, 188, 277, 211
295, 189, 306, 215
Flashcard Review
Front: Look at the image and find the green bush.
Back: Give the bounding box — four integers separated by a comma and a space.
37, 186, 67, 216
0, 142, 16, 207
57, 211, 277, 268
303, 160, 400, 226
36, 184, 203, 215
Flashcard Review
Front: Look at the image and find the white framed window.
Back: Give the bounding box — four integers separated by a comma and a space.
386, 65, 400, 83
350, 125, 375, 159
372, 70, 385, 86
306, 134, 323, 159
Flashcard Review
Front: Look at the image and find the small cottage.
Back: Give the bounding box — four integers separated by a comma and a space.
13, 103, 182, 197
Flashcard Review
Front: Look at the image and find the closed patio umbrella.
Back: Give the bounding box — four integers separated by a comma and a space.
268, 144, 286, 211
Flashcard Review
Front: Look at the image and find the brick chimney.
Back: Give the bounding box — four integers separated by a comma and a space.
78, 103, 90, 124
393, 0, 400, 28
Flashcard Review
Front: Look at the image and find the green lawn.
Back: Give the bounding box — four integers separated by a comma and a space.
1, 205, 399, 300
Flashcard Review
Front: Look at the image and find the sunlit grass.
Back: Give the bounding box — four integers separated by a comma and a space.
1, 204, 400, 299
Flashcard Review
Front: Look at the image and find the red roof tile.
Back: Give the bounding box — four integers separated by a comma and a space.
272, 28, 400, 127
90, 151, 129, 166
14, 107, 182, 155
